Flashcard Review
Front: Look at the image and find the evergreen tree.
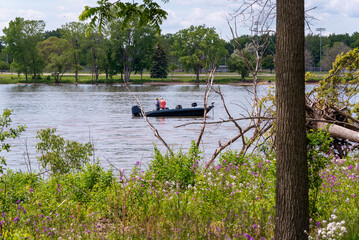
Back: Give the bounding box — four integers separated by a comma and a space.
150, 43, 168, 78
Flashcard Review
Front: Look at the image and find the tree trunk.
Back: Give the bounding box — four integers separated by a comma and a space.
275, 0, 309, 239
75, 66, 78, 85
195, 65, 200, 84
124, 65, 131, 83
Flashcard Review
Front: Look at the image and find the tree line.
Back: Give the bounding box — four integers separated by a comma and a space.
0, 17, 358, 83
0, 18, 228, 84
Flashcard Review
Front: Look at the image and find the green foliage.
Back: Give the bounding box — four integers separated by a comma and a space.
2, 17, 45, 81
109, 20, 157, 82
315, 48, 359, 107
261, 54, 275, 72
79, 0, 168, 35
172, 25, 227, 82
0, 109, 26, 174
146, 141, 201, 188
35, 128, 93, 175
65, 163, 113, 203
37, 37, 73, 83
227, 49, 255, 80
150, 43, 168, 78
0, 61, 9, 72
0, 145, 358, 238
306, 129, 333, 219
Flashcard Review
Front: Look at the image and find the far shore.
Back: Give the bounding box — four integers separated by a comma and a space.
0, 71, 324, 85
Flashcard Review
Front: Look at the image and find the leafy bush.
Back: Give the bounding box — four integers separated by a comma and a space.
307, 129, 333, 219
146, 141, 201, 188
0, 109, 26, 174
36, 128, 94, 175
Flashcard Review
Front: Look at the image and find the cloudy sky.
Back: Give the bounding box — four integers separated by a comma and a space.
1, 0, 359, 40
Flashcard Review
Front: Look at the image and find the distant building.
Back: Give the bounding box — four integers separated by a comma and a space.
217, 65, 229, 72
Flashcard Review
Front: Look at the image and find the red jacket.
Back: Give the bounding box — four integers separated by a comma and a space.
160, 99, 166, 109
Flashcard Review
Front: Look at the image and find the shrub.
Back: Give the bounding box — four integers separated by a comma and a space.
307, 129, 333, 219
0, 109, 26, 174
146, 141, 201, 188
36, 128, 94, 175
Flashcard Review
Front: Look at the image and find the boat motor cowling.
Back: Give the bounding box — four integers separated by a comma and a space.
191, 102, 197, 108
132, 105, 142, 116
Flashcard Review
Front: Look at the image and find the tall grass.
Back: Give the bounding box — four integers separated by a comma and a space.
0, 146, 358, 239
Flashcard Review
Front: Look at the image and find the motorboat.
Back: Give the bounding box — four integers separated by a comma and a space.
132, 102, 214, 117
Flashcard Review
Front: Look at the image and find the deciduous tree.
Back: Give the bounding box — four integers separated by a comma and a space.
110, 20, 156, 83
37, 36, 73, 83
275, 0, 309, 238
2, 17, 45, 82
172, 25, 227, 84
60, 22, 87, 84
320, 42, 350, 71
261, 54, 275, 72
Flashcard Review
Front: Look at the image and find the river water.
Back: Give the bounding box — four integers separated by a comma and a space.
0, 84, 265, 173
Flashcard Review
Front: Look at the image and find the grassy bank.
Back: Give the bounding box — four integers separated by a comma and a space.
0, 72, 324, 85
0, 146, 358, 239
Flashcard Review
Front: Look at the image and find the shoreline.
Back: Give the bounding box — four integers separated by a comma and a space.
10, 81, 319, 86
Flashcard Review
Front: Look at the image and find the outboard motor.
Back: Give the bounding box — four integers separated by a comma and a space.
131, 105, 142, 116
191, 102, 197, 108
175, 105, 182, 109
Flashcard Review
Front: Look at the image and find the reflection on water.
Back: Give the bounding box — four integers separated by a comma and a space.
0, 84, 267, 173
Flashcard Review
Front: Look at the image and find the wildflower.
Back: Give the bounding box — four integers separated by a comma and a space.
14, 217, 19, 223
16, 200, 20, 204
40, 214, 44, 218
30, 188, 33, 192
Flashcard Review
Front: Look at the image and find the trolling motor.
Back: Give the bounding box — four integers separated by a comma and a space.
131, 105, 142, 117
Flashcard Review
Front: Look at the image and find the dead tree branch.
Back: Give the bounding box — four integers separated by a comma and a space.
124, 84, 173, 154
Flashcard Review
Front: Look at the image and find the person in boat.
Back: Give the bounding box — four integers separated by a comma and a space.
155, 98, 160, 110
160, 97, 166, 110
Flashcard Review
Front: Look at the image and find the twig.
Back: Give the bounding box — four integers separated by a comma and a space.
175, 116, 275, 128
204, 125, 255, 170
124, 83, 173, 154
196, 67, 215, 147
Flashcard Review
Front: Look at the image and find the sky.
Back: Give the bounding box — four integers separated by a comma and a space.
1, 0, 359, 40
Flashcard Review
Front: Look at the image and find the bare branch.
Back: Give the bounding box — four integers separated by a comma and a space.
204, 125, 256, 170
196, 67, 215, 147
124, 84, 173, 154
